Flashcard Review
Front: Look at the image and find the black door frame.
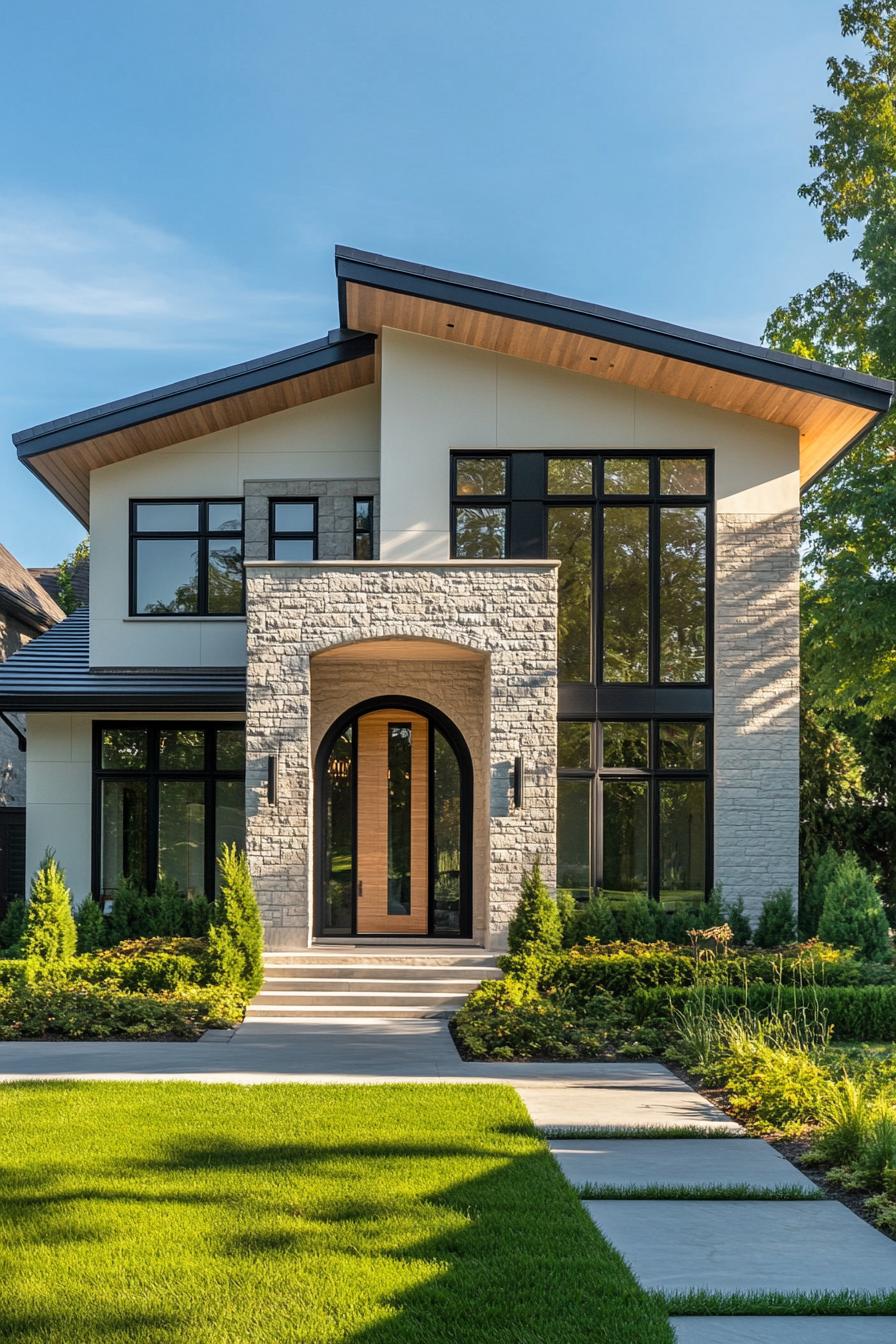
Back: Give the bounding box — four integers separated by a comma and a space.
314, 695, 474, 938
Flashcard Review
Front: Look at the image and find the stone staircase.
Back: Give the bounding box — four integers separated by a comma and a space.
245, 944, 502, 1023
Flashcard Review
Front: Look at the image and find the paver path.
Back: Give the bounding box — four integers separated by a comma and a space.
549, 1137, 817, 1192
669, 1320, 896, 1343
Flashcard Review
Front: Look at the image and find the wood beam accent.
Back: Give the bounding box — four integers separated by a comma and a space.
344, 282, 875, 487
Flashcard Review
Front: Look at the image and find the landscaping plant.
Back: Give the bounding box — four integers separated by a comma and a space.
817, 850, 892, 962
206, 844, 264, 998
506, 858, 562, 954
20, 850, 77, 978
753, 888, 797, 947
74, 897, 106, 953
0, 896, 26, 952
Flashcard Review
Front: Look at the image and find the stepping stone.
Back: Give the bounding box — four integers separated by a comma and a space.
549, 1138, 818, 1193
518, 1065, 742, 1131
671, 1320, 896, 1343
584, 1200, 896, 1295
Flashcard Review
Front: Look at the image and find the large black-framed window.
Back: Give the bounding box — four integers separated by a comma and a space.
92, 723, 246, 900
129, 499, 244, 616
450, 450, 713, 692
270, 498, 318, 560
557, 718, 712, 905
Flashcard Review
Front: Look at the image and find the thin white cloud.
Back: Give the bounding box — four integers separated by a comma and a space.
0, 194, 327, 351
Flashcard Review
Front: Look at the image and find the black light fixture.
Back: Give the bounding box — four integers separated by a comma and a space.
267, 755, 278, 805
513, 755, 525, 809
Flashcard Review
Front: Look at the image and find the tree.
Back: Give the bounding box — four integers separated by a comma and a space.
56, 538, 89, 616
206, 846, 264, 997
764, 1, 896, 720
21, 851, 77, 976
507, 859, 562, 954
817, 850, 892, 961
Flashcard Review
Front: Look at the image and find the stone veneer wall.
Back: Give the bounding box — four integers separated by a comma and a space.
714, 511, 800, 920
244, 561, 558, 948
243, 478, 379, 561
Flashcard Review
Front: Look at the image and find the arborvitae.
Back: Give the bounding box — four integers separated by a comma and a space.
507, 859, 562, 954
724, 896, 753, 946
187, 893, 211, 938
570, 891, 617, 944
156, 874, 185, 937
614, 893, 659, 942
0, 897, 26, 950
206, 846, 264, 996
75, 897, 106, 953
818, 852, 892, 963
21, 850, 77, 975
555, 890, 578, 947
801, 848, 840, 940
105, 875, 148, 946
753, 888, 797, 948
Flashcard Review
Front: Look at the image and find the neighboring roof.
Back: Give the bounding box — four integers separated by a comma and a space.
335, 246, 895, 488
0, 609, 246, 711
13, 328, 376, 525
28, 556, 90, 612
13, 247, 895, 517
0, 544, 65, 634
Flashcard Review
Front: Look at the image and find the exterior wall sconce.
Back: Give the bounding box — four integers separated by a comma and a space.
267, 754, 278, 805
513, 755, 525, 809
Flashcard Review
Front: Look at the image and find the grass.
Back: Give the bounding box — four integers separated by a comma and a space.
0, 1081, 673, 1344
659, 1288, 896, 1315
576, 1183, 824, 1200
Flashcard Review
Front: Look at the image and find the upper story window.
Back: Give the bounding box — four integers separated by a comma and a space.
449, 452, 712, 687
451, 456, 509, 559
130, 500, 244, 616
269, 499, 317, 560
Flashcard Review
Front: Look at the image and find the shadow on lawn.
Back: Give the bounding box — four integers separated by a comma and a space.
0, 1132, 672, 1344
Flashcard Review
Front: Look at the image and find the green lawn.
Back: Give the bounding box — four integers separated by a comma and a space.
0, 1082, 671, 1344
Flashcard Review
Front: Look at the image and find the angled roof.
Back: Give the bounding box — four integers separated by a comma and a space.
13, 246, 894, 518
14, 329, 375, 525
0, 544, 65, 634
0, 609, 246, 711
336, 246, 894, 488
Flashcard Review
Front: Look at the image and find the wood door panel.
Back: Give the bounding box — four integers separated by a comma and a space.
356, 710, 429, 934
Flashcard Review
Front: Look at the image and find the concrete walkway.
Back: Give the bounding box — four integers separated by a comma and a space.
2, 1021, 895, 1339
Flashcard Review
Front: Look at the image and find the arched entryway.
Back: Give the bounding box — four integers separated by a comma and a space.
314, 696, 473, 938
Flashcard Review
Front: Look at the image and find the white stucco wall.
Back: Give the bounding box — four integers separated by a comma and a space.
88, 383, 380, 668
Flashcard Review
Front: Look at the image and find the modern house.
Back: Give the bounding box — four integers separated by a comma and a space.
0, 247, 891, 949
0, 546, 65, 910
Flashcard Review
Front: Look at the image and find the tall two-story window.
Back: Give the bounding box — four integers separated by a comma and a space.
130, 500, 244, 615
451, 450, 713, 904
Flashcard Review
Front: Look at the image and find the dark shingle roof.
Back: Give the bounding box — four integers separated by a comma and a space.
0, 609, 245, 711
0, 545, 65, 633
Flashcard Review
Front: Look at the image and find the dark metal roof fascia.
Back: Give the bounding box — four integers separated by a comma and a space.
334, 246, 894, 414
13, 329, 376, 459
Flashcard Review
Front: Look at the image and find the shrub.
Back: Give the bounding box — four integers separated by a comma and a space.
809, 1076, 878, 1165
802, 848, 840, 940
73, 938, 208, 992
724, 896, 752, 945
753, 888, 797, 947
0, 979, 242, 1041
613, 893, 659, 942
74, 898, 106, 953
722, 1035, 829, 1133
206, 846, 264, 997
0, 898, 26, 951
817, 852, 892, 963
507, 859, 562, 954
104, 875, 149, 946
555, 890, 578, 947
453, 976, 620, 1061
21, 851, 77, 977
186, 893, 211, 938
568, 892, 616, 945
155, 875, 186, 936
631, 983, 896, 1042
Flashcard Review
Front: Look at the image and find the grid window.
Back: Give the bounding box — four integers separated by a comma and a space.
451, 456, 509, 559
94, 724, 246, 899
354, 497, 374, 559
130, 500, 244, 616
270, 499, 317, 561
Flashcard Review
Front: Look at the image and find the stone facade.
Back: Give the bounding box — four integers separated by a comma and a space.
244, 561, 558, 948
243, 478, 379, 561
713, 511, 800, 920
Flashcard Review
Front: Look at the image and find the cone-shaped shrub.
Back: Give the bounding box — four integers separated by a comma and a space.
555, 890, 578, 947
105, 875, 148, 946
75, 897, 106, 952
570, 891, 616, 944
187, 892, 211, 938
156, 875, 186, 936
614, 893, 660, 942
818, 852, 892, 963
753, 888, 797, 947
0, 897, 26, 950
802, 848, 840, 940
507, 859, 562, 954
21, 851, 77, 975
206, 845, 264, 997
724, 896, 753, 945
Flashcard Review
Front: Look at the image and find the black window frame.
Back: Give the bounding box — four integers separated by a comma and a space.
450, 454, 511, 559
557, 716, 713, 903
269, 497, 318, 560
353, 496, 375, 560
129, 498, 245, 617
91, 722, 246, 900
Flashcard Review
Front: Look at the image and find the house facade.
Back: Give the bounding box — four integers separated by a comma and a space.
1, 249, 891, 946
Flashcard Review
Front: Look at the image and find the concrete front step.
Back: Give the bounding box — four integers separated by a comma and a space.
263, 953, 498, 968
255, 990, 468, 1008
244, 1004, 456, 1021
262, 966, 501, 981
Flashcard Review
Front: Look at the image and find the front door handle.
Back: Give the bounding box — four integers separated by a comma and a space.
357, 880, 363, 900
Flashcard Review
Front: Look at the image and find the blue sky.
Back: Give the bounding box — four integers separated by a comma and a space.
1, 0, 857, 565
